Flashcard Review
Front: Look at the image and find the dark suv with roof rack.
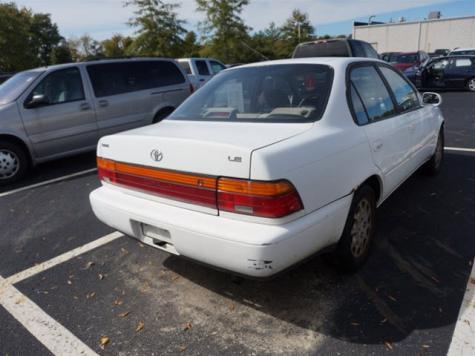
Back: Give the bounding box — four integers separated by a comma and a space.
292, 39, 379, 59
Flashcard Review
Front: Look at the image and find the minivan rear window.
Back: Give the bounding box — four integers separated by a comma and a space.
293, 41, 349, 58
87, 60, 185, 98
168, 64, 333, 123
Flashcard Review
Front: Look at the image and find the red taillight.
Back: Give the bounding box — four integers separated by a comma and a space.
217, 178, 303, 218
97, 158, 303, 218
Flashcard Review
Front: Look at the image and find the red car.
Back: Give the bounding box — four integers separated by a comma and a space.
390, 51, 430, 71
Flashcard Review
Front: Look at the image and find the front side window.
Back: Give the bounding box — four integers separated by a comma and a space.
195, 60, 210, 76
430, 59, 449, 70
168, 64, 333, 123
379, 66, 419, 112
210, 61, 226, 74
350, 66, 395, 122
178, 61, 192, 74
29, 68, 84, 105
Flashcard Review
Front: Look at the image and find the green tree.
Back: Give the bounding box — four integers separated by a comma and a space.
280, 9, 315, 55
125, 0, 186, 57
102, 34, 134, 57
181, 31, 201, 57
29, 13, 63, 66
51, 40, 73, 64
0, 3, 37, 71
196, 0, 251, 63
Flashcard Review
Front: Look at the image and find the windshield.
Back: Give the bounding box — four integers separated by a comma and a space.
0, 70, 43, 105
452, 50, 475, 56
168, 64, 333, 123
391, 54, 418, 63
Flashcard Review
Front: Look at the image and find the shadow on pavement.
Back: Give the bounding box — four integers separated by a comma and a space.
164, 151, 475, 345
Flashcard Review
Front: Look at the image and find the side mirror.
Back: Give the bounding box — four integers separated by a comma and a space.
25, 94, 49, 109
422, 92, 442, 107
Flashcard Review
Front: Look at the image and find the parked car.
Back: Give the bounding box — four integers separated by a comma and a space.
90, 57, 445, 278
449, 47, 475, 56
380, 52, 400, 62
0, 58, 192, 184
292, 39, 379, 59
390, 51, 430, 72
405, 55, 475, 91
177, 58, 227, 90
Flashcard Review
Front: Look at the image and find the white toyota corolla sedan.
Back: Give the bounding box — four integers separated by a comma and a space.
90, 57, 444, 277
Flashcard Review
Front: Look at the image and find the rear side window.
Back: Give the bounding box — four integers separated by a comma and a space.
349, 66, 395, 122
350, 41, 366, 57
87, 61, 185, 97
178, 61, 192, 74
454, 58, 472, 67
195, 60, 210, 75
363, 43, 379, 59
350, 84, 369, 125
379, 66, 419, 112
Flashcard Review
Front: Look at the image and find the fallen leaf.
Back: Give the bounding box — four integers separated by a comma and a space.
422, 345, 430, 349
463, 319, 471, 326
351, 322, 360, 326
86, 292, 96, 299
179, 346, 187, 353
85, 261, 95, 270
98, 274, 105, 280
387, 295, 397, 302
120, 248, 129, 254
135, 321, 145, 332
380, 318, 387, 324
113, 298, 123, 306
431, 276, 440, 283
67, 280, 72, 285
139, 243, 145, 248
183, 322, 192, 331
229, 302, 235, 312
384, 341, 393, 350
171, 275, 180, 282
470, 277, 475, 285
118, 311, 130, 318
99, 336, 109, 348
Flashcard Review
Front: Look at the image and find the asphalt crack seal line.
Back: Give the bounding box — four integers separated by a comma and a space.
0, 275, 97, 355
447, 259, 475, 356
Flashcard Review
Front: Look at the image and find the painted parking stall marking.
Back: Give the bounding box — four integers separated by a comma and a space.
6, 231, 122, 285
0, 168, 97, 198
445, 147, 475, 153
447, 260, 475, 356
0, 276, 97, 356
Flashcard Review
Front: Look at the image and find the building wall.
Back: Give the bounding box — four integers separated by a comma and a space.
354, 16, 475, 53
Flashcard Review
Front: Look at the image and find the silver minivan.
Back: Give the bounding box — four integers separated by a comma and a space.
0, 58, 192, 184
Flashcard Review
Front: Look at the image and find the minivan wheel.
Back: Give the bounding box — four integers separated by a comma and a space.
422, 129, 444, 176
467, 78, 475, 92
0, 141, 28, 185
335, 185, 376, 271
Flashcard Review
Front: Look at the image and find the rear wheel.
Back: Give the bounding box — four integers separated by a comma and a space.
0, 141, 28, 185
334, 185, 376, 271
422, 128, 444, 176
467, 78, 475, 92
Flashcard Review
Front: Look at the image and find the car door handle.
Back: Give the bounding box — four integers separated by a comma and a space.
79, 102, 91, 111
372, 140, 383, 152
98, 99, 109, 108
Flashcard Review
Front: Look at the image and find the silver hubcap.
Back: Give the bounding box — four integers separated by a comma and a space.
469, 79, 475, 91
0, 149, 20, 179
350, 198, 373, 258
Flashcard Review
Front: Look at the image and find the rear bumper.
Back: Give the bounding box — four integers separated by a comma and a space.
90, 186, 352, 277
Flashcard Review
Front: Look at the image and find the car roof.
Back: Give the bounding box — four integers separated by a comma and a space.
451, 48, 475, 52
234, 57, 384, 70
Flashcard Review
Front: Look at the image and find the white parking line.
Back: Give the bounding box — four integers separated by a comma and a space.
445, 147, 475, 153
447, 260, 475, 356
6, 231, 123, 285
0, 275, 97, 356
0, 168, 97, 198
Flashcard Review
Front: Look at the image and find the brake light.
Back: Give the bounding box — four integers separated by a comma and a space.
97, 157, 217, 208
217, 178, 303, 218
97, 158, 303, 218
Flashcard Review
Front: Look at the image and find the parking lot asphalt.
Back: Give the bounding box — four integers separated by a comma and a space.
0, 92, 474, 355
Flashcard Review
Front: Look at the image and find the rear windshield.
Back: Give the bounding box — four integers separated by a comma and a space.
0, 70, 43, 105
168, 64, 333, 123
293, 41, 349, 58
391, 53, 418, 63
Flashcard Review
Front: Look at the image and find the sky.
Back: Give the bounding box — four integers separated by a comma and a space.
10, 0, 475, 40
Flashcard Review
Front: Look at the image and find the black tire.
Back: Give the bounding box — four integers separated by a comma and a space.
334, 185, 376, 272
466, 77, 475, 92
153, 107, 175, 123
422, 128, 444, 176
0, 141, 29, 185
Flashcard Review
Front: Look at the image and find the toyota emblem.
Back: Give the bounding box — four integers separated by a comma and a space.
150, 149, 163, 162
